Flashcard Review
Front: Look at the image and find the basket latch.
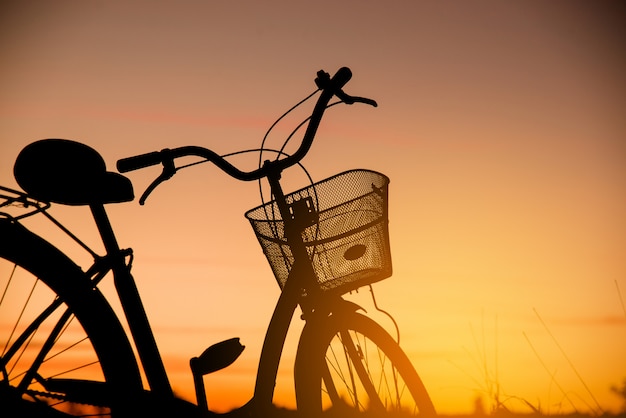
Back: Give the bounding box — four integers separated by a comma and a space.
288, 196, 318, 230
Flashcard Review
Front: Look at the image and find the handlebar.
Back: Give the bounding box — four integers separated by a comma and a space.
118, 145, 264, 181
117, 67, 376, 201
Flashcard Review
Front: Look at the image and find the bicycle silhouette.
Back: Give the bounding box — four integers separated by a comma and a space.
1, 68, 436, 417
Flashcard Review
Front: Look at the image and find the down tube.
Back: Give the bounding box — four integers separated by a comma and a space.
252, 263, 304, 408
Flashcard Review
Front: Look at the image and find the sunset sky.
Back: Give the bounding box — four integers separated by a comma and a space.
1, 1, 625, 415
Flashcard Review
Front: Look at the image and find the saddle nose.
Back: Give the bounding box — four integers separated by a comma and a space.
14, 138, 134, 206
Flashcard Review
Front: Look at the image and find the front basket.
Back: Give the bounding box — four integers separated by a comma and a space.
245, 169, 392, 294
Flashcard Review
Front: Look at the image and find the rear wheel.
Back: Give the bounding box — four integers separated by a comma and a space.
296, 309, 436, 417
0, 220, 143, 417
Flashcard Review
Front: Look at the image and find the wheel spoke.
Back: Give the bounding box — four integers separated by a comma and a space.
18, 306, 73, 391
2, 276, 38, 358
341, 329, 385, 411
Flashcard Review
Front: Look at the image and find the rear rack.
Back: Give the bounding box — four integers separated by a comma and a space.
0, 185, 50, 221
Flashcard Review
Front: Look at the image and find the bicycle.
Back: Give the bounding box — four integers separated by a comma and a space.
0, 67, 436, 417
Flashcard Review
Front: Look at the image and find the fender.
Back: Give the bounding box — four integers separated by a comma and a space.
329, 298, 366, 316
298, 297, 366, 349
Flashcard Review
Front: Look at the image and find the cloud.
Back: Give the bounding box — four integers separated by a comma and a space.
549, 315, 626, 327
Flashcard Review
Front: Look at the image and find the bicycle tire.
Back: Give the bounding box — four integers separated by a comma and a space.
295, 309, 436, 417
0, 220, 143, 417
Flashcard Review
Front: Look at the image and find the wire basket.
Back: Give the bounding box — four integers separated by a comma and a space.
245, 169, 392, 294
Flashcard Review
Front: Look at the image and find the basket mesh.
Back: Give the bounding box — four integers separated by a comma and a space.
245, 169, 391, 294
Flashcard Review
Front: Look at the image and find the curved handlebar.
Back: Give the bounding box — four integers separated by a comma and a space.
118, 145, 264, 181
117, 67, 376, 184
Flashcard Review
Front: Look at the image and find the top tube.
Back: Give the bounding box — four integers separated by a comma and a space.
116, 67, 376, 182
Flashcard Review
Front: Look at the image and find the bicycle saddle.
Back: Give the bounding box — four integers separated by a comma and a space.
14, 138, 134, 206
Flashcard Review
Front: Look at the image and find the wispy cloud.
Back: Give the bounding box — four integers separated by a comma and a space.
547, 315, 626, 327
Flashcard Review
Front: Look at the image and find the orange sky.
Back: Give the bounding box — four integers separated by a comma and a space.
1, 1, 625, 415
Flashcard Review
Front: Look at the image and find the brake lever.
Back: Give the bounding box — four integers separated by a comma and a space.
139, 149, 176, 205
341, 94, 378, 107
315, 69, 377, 107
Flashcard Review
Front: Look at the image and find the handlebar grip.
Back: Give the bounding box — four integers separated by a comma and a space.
315, 67, 353, 92
333, 67, 353, 88
117, 151, 163, 173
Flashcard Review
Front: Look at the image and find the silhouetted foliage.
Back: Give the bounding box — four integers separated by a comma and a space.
611, 378, 626, 413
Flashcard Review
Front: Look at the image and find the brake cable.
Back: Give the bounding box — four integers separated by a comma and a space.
369, 284, 401, 344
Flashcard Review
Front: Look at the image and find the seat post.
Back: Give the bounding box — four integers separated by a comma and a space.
89, 203, 173, 397
89, 204, 122, 255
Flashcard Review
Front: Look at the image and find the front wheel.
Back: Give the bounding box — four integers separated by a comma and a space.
295, 309, 436, 417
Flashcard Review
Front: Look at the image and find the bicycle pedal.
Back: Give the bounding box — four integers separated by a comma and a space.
190, 337, 244, 411
190, 337, 245, 376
